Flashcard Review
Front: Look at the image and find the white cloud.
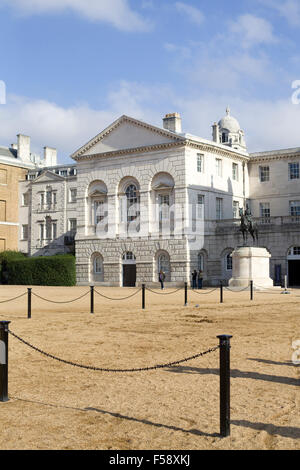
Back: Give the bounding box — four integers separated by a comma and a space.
229, 14, 277, 48
175, 2, 204, 26
261, 0, 300, 26
0, 0, 151, 32
0, 82, 169, 162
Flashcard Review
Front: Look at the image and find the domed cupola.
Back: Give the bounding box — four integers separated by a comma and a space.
212, 107, 246, 151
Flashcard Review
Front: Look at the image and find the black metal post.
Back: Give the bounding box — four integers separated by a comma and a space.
250, 280, 253, 301
90, 286, 94, 314
217, 334, 232, 437
0, 321, 10, 402
220, 281, 223, 304
27, 288, 32, 319
142, 284, 145, 310
184, 282, 188, 306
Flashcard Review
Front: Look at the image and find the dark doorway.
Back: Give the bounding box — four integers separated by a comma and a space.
123, 265, 136, 287
288, 260, 300, 287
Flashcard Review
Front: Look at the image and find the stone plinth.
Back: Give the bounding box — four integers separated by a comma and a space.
229, 246, 273, 289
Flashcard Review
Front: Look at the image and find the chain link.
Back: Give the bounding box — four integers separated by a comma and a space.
32, 291, 90, 304
145, 287, 183, 295
8, 328, 219, 373
189, 288, 218, 295
94, 288, 141, 301
0, 292, 27, 303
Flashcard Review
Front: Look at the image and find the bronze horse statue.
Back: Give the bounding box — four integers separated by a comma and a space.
239, 206, 258, 244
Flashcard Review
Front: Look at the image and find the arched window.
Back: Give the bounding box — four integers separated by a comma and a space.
125, 184, 139, 222
198, 253, 204, 271
94, 256, 103, 274
157, 251, 171, 281
226, 253, 233, 271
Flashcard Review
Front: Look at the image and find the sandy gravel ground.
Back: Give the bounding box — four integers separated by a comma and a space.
0, 285, 299, 450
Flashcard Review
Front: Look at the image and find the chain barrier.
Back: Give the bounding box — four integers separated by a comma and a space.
224, 285, 250, 292
8, 328, 219, 372
0, 292, 27, 303
145, 287, 183, 295
32, 291, 90, 304
189, 287, 219, 295
94, 288, 142, 301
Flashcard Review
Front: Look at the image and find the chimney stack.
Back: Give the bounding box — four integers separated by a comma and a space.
44, 147, 57, 167
212, 122, 219, 143
163, 113, 182, 133
17, 134, 31, 162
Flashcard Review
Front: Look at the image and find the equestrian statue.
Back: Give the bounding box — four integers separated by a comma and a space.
239, 204, 258, 245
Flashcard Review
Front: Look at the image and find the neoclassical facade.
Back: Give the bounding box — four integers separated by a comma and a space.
19, 110, 300, 287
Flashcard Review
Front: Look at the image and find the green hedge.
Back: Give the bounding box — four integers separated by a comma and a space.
6, 254, 76, 286
0, 250, 26, 283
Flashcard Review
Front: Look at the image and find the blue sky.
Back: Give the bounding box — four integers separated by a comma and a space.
0, 0, 300, 163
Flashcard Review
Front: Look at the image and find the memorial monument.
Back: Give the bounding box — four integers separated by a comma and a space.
229, 205, 274, 289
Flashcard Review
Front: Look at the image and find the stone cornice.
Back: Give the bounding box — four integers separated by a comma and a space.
249, 152, 300, 163
73, 141, 185, 162
185, 139, 249, 162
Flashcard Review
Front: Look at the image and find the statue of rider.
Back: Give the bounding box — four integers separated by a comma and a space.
244, 204, 253, 230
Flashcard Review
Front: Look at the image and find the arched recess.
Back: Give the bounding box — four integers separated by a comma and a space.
221, 247, 234, 281
150, 172, 175, 234
155, 250, 171, 282
90, 252, 104, 283
87, 180, 108, 235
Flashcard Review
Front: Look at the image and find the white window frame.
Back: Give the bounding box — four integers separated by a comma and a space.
216, 158, 223, 177
22, 224, 28, 240
216, 197, 223, 220
197, 154, 204, 173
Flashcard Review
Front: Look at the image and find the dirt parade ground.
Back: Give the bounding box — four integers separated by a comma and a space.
0, 284, 299, 451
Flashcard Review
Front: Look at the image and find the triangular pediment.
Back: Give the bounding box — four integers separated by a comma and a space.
71, 115, 185, 160
31, 170, 65, 184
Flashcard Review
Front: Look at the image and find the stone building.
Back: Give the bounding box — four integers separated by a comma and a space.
19, 109, 300, 287
19, 163, 77, 256
0, 133, 57, 252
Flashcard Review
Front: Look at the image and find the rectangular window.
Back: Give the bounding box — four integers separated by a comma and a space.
159, 194, 170, 221
22, 224, 28, 240
45, 220, 52, 239
216, 198, 223, 220
52, 223, 57, 240
69, 218, 77, 232
40, 193, 44, 207
197, 194, 204, 219
0, 200, 6, 221
233, 201, 239, 219
70, 188, 77, 203
259, 166, 270, 182
290, 201, 300, 221
94, 201, 105, 224
46, 191, 52, 206
197, 154, 204, 173
22, 193, 29, 206
216, 159, 222, 177
289, 162, 299, 180
39, 224, 44, 240
260, 202, 270, 222
232, 163, 239, 181
52, 192, 57, 206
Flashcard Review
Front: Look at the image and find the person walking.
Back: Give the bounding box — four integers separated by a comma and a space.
198, 269, 203, 289
159, 270, 165, 290
192, 270, 197, 289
